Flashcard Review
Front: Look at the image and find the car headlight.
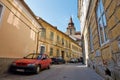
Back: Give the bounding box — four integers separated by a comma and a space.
27, 63, 36, 67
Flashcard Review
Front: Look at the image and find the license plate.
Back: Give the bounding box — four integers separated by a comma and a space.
16, 69, 24, 72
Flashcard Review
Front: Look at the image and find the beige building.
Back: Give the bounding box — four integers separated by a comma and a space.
0, 0, 43, 74
0, 0, 82, 74
37, 17, 82, 61
78, 0, 120, 80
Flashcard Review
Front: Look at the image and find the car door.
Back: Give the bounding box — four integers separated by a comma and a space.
37, 54, 46, 69
43, 55, 50, 68
41, 55, 47, 69
44, 55, 51, 67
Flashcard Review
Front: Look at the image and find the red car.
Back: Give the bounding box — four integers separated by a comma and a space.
9, 53, 52, 74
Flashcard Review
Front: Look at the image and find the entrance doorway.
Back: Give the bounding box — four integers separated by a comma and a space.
61, 51, 64, 59
40, 46, 45, 54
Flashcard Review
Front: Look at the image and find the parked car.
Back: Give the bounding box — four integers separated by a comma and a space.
69, 58, 78, 63
9, 53, 52, 74
51, 58, 57, 64
51, 57, 66, 64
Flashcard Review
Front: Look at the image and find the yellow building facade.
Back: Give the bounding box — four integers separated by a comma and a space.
37, 17, 82, 61
0, 0, 82, 74
78, 0, 120, 80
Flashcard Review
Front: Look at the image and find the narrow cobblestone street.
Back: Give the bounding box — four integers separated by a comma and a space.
0, 63, 104, 80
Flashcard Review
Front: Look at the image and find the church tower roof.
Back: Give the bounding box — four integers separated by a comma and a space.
66, 16, 76, 35
68, 16, 74, 27
69, 16, 73, 23
67, 16, 75, 29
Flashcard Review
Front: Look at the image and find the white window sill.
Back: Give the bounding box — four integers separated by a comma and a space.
101, 40, 110, 47
91, 50, 94, 53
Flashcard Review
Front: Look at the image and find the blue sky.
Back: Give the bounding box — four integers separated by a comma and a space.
25, 0, 80, 32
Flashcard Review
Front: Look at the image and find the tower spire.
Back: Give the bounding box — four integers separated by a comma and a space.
66, 16, 76, 35
68, 16, 74, 26
70, 16, 73, 23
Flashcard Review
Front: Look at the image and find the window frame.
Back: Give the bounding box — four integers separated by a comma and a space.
40, 28, 46, 39
56, 49, 59, 57
57, 35, 60, 42
50, 31, 54, 40
0, 2, 5, 24
62, 38, 64, 45
50, 47, 53, 56
89, 26, 94, 52
96, 0, 109, 46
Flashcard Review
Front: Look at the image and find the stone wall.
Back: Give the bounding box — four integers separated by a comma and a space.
0, 58, 16, 75
86, 0, 120, 80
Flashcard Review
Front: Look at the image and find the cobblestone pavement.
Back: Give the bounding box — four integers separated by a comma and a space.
0, 63, 104, 80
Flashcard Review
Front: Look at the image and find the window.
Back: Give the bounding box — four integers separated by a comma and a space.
57, 35, 60, 42
41, 28, 46, 38
62, 38, 64, 45
0, 3, 4, 22
56, 49, 59, 57
50, 48, 53, 56
70, 29, 72, 35
66, 40, 68, 47
96, 50, 101, 57
89, 26, 94, 51
50, 32, 54, 40
96, 0, 108, 45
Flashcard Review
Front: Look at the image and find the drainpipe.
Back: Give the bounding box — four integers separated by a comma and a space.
36, 27, 44, 54
36, 30, 40, 53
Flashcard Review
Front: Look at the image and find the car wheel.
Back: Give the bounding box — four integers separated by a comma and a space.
35, 65, 41, 74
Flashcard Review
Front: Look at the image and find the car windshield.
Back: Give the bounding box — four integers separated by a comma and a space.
24, 53, 42, 59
